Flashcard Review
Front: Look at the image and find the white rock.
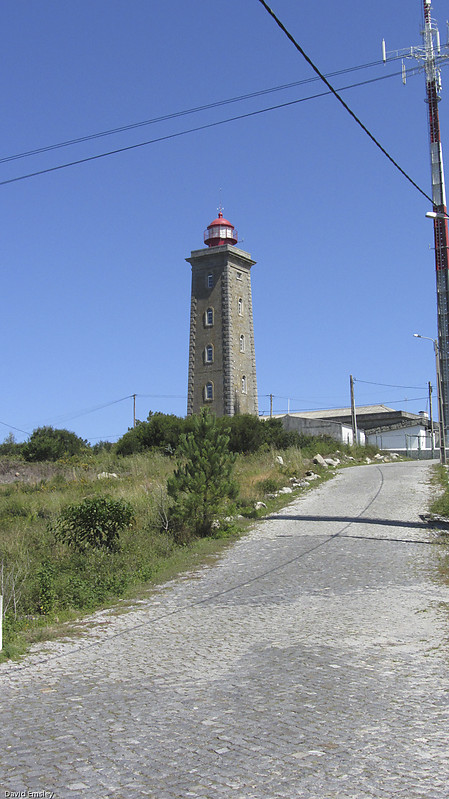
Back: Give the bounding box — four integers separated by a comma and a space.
254, 501, 267, 510
313, 454, 328, 468
275, 455, 284, 466
278, 486, 293, 494
365, 457, 372, 464
324, 458, 340, 467
97, 472, 118, 479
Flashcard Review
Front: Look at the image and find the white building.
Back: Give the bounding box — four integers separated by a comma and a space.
267, 405, 436, 458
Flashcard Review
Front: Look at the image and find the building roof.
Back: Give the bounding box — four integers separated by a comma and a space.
267, 404, 430, 431
285, 404, 396, 420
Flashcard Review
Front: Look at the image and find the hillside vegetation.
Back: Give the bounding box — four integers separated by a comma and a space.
0, 413, 377, 660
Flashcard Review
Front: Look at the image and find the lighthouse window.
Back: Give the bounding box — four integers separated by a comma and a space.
205, 382, 214, 401
205, 308, 214, 327
238, 298, 243, 316
207, 273, 214, 289
205, 344, 214, 363
242, 375, 247, 394
236, 271, 242, 281
240, 334, 245, 352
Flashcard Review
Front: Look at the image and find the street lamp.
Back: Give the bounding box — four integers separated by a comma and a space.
426, 211, 449, 219
414, 333, 447, 464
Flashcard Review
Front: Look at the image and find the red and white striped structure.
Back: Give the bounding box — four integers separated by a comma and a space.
421, 0, 449, 449
386, 1, 449, 449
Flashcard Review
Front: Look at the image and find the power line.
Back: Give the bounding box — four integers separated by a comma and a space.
138, 393, 187, 399
28, 395, 134, 428
0, 69, 413, 189
0, 56, 407, 166
354, 379, 428, 389
256, 0, 433, 204
0, 420, 30, 436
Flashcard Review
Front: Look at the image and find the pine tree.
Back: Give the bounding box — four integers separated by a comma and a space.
167, 408, 237, 539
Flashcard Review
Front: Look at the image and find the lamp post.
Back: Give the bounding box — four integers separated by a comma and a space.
414, 333, 446, 463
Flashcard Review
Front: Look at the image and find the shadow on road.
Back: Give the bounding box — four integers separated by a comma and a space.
266, 514, 429, 530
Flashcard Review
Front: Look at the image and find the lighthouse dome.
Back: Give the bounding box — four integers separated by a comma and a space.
204, 211, 238, 247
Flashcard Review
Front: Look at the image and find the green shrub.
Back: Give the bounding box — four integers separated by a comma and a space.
0, 433, 23, 457
51, 495, 134, 553
22, 426, 89, 462
37, 560, 56, 614
115, 413, 196, 456
115, 412, 311, 456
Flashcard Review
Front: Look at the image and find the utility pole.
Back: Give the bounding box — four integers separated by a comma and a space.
350, 374, 358, 445
384, 0, 449, 457
270, 394, 273, 418
132, 394, 136, 428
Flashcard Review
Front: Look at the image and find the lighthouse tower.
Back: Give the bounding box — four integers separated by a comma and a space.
186, 211, 258, 417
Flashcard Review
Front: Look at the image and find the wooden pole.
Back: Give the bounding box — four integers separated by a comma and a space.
350, 375, 358, 446
429, 380, 435, 458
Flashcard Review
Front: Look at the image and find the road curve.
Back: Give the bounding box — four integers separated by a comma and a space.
1, 460, 449, 798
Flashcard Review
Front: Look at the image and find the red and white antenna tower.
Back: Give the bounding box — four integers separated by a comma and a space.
384, 0, 449, 454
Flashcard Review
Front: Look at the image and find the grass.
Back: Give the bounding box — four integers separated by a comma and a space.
0, 441, 376, 662
428, 464, 449, 584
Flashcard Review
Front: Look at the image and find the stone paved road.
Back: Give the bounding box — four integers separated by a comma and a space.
1, 460, 449, 799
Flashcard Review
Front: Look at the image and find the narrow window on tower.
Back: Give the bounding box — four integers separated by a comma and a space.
207, 273, 214, 289
238, 297, 243, 316
236, 271, 242, 281
204, 307, 214, 327
240, 334, 245, 353
241, 375, 247, 394
204, 344, 214, 363
204, 382, 214, 401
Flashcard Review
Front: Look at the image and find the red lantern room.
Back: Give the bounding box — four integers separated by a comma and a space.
204, 210, 238, 247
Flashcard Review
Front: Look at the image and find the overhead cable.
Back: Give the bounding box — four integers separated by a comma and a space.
0, 55, 407, 166
0, 420, 30, 436
0, 70, 412, 188
256, 0, 433, 204
354, 379, 429, 389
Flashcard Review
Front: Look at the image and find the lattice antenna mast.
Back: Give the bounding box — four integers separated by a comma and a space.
383, 0, 449, 447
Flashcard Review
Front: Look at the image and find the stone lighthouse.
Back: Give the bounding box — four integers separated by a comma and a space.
186, 210, 258, 416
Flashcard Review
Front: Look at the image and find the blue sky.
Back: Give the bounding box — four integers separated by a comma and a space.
1, 0, 447, 443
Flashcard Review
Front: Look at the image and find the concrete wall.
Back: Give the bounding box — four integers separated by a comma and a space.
366, 424, 436, 458
279, 414, 366, 446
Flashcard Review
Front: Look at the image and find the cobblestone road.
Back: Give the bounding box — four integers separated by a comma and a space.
1, 460, 449, 799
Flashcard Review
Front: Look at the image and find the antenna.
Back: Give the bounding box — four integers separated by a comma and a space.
392, 0, 449, 455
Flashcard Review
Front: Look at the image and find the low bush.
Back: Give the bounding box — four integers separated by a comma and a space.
22, 426, 89, 462
50, 495, 134, 553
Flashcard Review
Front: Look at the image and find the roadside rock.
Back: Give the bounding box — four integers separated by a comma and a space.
313, 454, 328, 469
